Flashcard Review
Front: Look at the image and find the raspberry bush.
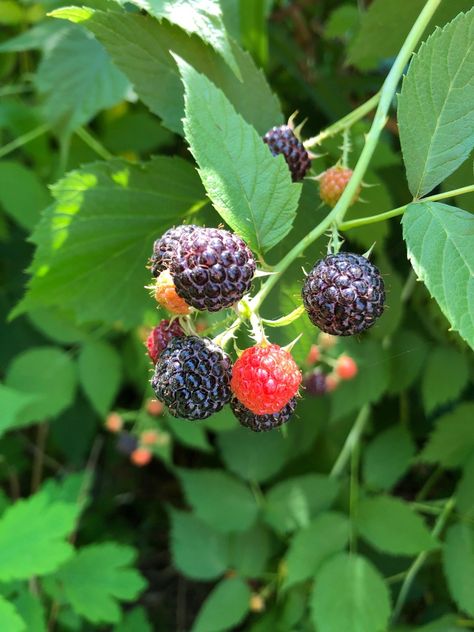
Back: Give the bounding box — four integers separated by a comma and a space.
0, 1, 474, 630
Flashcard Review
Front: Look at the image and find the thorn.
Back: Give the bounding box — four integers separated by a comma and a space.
362, 243, 376, 259
283, 333, 303, 353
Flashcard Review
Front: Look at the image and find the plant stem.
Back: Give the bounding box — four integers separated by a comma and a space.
304, 92, 381, 148
76, 126, 113, 160
0, 123, 49, 160
339, 183, 474, 231
330, 405, 370, 479
251, 0, 442, 312
391, 497, 455, 623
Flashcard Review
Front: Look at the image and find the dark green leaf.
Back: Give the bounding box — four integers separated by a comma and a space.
0, 161, 50, 231
78, 341, 122, 416
443, 523, 474, 617
363, 425, 415, 491
420, 403, 474, 468
192, 577, 250, 632
422, 347, 469, 413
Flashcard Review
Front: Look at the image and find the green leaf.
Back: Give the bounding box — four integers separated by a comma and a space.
0, 20, 68, 53
52, 8, 282, 135
357, 495, 438, 555
13, 590, 46, 632
420, 403, 474, 468
178, 58, 301, 255
443, 523, 474, 617
0, 491, 77, 581
28, 307, 89, 345
363, 426, 415, 491
403, 202, 474, 349
114, 607, 152, 632
35, 24, 129, 135
0, 384, 35, 436
54, 544, 146, 624
283, 512, 350, 590
217, 426, 288, 483
387, 330, 429, 394
126, 0, 240, 78
456, 454, 474, 520
14, 157, 204, 328
311, 553, 391, 632
0, 161, 50, 231
324, 5, 359, 40
5, 347, 77, 422
0, 596, 25, 632
78, 341, 122, 416
398, 9, 474, 197
166, 416, 212, 452
418, 616, 465, 632
170, 509, 228, 580
264, 474, 339, 534
177, 469, 258, 533
227, 524, 271, 579
421, 347, 469, 413
192, 577, 250, 632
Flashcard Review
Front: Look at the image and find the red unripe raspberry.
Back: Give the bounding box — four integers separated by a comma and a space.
318, 332, 338, 350
140, 430, 159, 445
131, 447, 152, 467
146, 319, 184, 364
105, 412, 123, 433
154, 270, 190, 315
146, 398, 164, 416
325, 373, 340, 392
336, 355, 358, 380
319, 166, 361, 208
306, 344, 320, 365
231, 344, 302, 415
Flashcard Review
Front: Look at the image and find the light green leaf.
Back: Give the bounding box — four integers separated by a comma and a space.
443, 523, 474, 617
52, 8, 282, 136
0, 384, 35, 436
170, 509, 228, 580
420, 403, 474, 468
192, 577, 250, 632
0, 161, 50, 231
403, 202, 474, 349
179, 58, 301, 254
422, 347, 469, 413
114, 607, 152, 632
357, 495, 438, 555
217, 426, 288, 483
0, 596, 25, 632
311, 553, 391, 632
126, 0, 240, 78
13, 157, 204, 328
54, 543, 147, 624
227, 524, 271, 578
28, 307, 89, 345
78, 341, 122, 416
0, 20, 68, 53
0, 492, 77, 581
283, 512, 350, 590
178, 469, 258, 533
35, 24, 129, 135
264, 474, 339, 534
363, 425, 415, 491
398, 9, 474, 197
456, 454, 474, 520
5, 347, 77, 422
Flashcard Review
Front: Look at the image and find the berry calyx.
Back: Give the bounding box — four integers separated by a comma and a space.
150, 224, 198, 277
263, 125, 311, 181
151, 336, 232, 420
170, 227, 256, 312
146, 398, 164, 416
230, 396, 297, 432
306, 344, 320, 365
105, 412, 123, 433
302, 252, 385, 336
154, 270, 191, 315
146, 319, 185, 364
231, 344, 302, 415
336, 354, 358, 380
131, 447, 152, 467
319, 166, 361, 208
304, 370, 327, 397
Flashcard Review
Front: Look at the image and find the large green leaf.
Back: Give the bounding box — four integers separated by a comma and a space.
398, 9, 474, 197
356, 495, 438, 555
54, 543, 147, 624
177, 469, 258, 533
125, 0, 240, 78
78, 341, 122, 416
52, 8, 282, 136
0, 161, 50, 231
227, 524, 271, 578
403, 202, 474, 349
363, 425, 415, 491
0, 597, 25, 632
421, 346, 469, 413
420, 403, 474, 468
0, 384, 35, 436
13, 157, 205, 327
311, 553, 391, 632
192, 577, 250, 632
35, 24, 129, 135
443, 523, 474, 617
179, 58, 301, 254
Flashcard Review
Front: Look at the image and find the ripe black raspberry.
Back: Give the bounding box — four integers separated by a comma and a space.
302, 253, 385, 336
170, 227, 256, 312
304, 370, 327, 396
230, 396, 297, 432
263, 125, 311, 182
150, 225, 198, 277
151, 336, 232, 420
147, 319, 184, 364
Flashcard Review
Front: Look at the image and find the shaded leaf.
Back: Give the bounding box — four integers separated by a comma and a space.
420, 403, 474, 468
443, 523, 474, 617
422, 347, 469, 413
192, 577, 250, 632
78, 341, 122, 416
363, 425, 415, 491
0, 161, 50, 231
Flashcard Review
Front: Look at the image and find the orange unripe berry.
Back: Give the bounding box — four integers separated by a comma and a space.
319, 166, 361, 208
249, 594, 265, 612
154, 270, 190, 315
131, 447, 152, 467
105, 412, 123, 433
306, 344, 320, 365
325, 373, 340, 392
141, 430, 159, 446
336, 355, 358, 380
146, 398, 164, 417
318, 332, 338, 350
